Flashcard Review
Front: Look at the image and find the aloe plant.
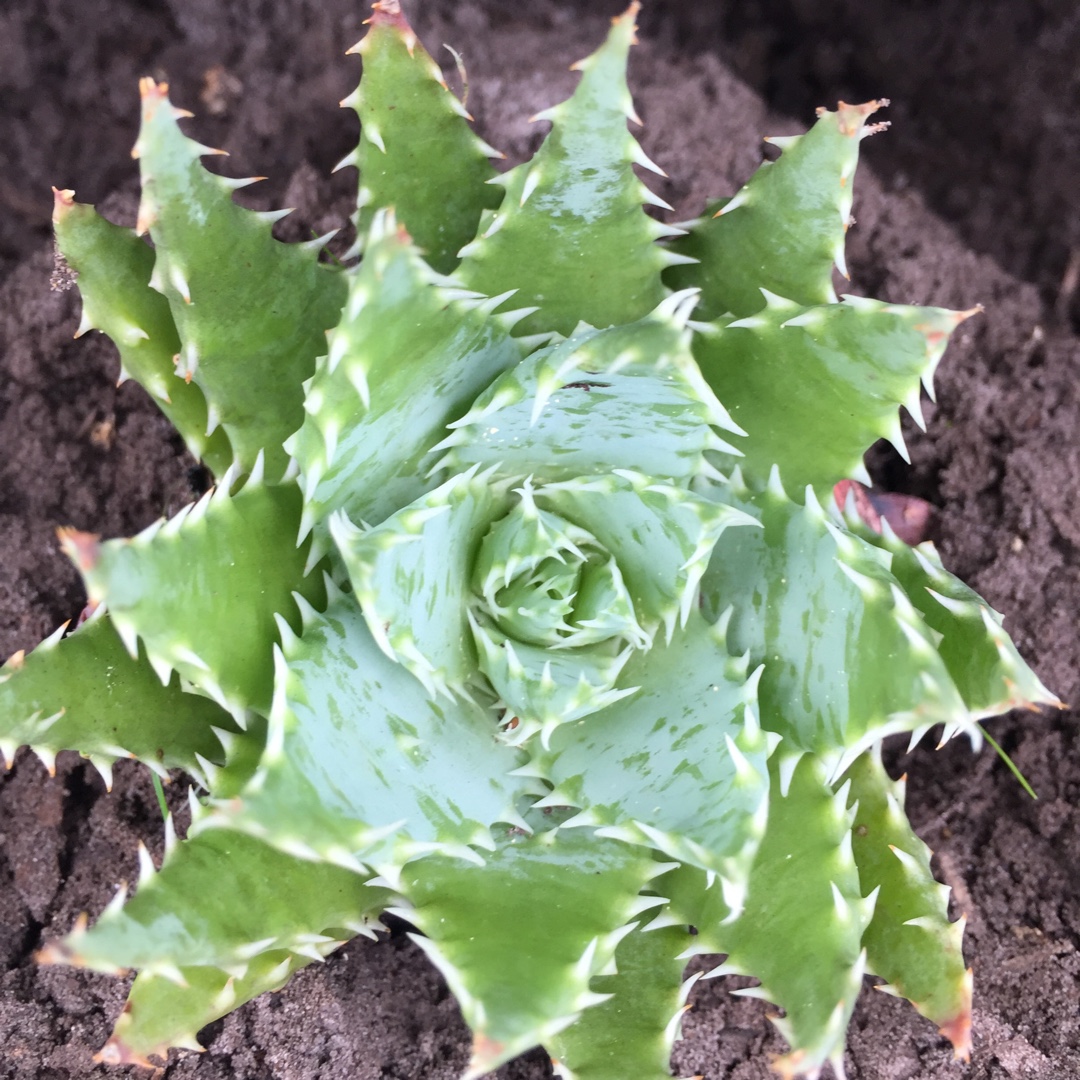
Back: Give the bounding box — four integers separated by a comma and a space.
1, 2, 1058, 1076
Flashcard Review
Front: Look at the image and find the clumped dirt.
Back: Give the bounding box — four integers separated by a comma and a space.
1, 1, 1078, 1078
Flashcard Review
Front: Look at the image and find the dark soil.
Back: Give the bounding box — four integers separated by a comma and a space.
2, 2, 1078, 1078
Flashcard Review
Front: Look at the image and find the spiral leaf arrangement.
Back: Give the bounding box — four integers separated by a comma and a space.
1, 3, 1057, 1076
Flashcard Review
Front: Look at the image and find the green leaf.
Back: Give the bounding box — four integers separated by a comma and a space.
68, 476, 325, 723
666, 100, 888, 319
342, 1, 501, 273
96, 949, 315, 1066
537, 472, 757, 641
399, 828, 665, 1077
535, 611, 773, 884
331, 468, 512, 699
216, 587, 529, 873
841, 509, 1061, 719
471, 619, 637, 747
700, 475, 965, 769
838, 748, 971, 1055
548, 923, 698, 1080
59, 827, 393, 975
353, 471, 754, 743
206, 713, 269, 800
692, 295, 974, 498
680, 755, 875, 1078
0, 611, 233, 787
472, 495, 642, 650
289, 210, 522, 533
465, 478, 650, 742
435, 298, 743, 484
134, 81, 346, 478
456, 5, 671, 337
52, 193, 233, 477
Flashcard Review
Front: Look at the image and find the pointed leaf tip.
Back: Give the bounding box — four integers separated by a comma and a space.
614, 1, 641, 38
826, 98, 891, 137
51, 187, 76, 222
352, 0, 416, 56
468, 1032, 507, 1074
57, 528, 101, 575
93, 1039, 160, 1068
139, 77, 168, 102
937, 968, 973, 1061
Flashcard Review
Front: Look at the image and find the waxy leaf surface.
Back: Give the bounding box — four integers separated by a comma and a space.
693, 296, 965, 498
222, 590, 527, 870
345, 1, 501, 272
52, 195, 233, 476
701, 477, 965, 765
0, 613, 232, 784
667, 100, 886, 319
839, 749, 970, 1050
400, 828, 664, 1076
457, 5, 669, 336
75, 480, 323, 721
291, 212, 521, 532
548, 922, 697, 1080
135, 82, 346, 477
536, 612, 771, 883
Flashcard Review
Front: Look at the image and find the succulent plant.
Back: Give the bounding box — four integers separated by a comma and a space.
1, 2, 1059, 1076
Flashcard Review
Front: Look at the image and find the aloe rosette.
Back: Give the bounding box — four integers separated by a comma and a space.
0, 2, 1059, 1077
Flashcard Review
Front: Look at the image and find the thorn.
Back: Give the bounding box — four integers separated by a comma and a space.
136, 841, 156, 886
88, 756, 114, 791
218, 175, 267, 191
51, 187, 76, 222
135, 200, 157, 236
833, 99, 891, 137
253, 207, 295, 225
938, 968, 973, 1061
364, 123, 386, 153
519, 167, 542, 207
94, 1038, 160, 1068
56, 528, 101, 573
138, 76, 168, 103
714, 188, 750, 217
170, 263, 191, 304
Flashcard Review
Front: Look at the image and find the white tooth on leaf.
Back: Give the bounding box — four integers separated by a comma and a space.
218, 175, 266, 191
74, 309, 95, 338
777, 751, 802, 797
333, 154, 359, 179
210, 725, 236, 760
903, 383, 927, 430
163, 813, 178, 856
254, 207, 294, 225
136, 841, 156, 886
301, 229, 339, 254
763, 134, 800, 150
169, 264, 191, 303
31, 746, 57, 776
147, 653, 173, 686
101, 882, 129, 919
149, 962, 189, 987
88, 756, 114, 791
715, 188, 750, 216
363, 124, 386, 153
113, 617, 140, 656
519, 167, 542, 207
629, 141, 666, 176
639, 184, 673, 211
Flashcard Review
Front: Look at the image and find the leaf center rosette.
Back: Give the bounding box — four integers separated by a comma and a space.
468, 478, 649, 743
328, 305, 757, 749
331, 462, 748, 749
